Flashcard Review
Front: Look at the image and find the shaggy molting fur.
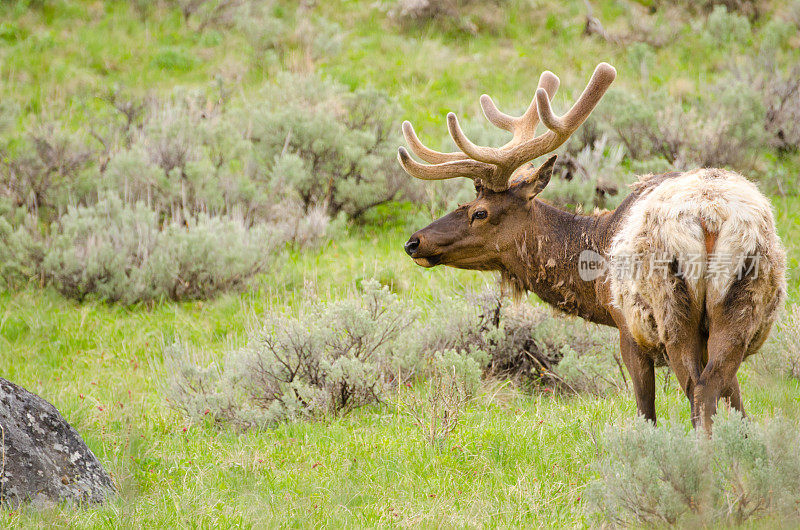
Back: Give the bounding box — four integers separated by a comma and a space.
609, 169, 787, 352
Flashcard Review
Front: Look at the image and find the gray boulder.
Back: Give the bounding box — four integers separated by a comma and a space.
0, 377, 115, 508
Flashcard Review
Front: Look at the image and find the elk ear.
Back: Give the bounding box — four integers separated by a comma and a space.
513, 155, 557, 200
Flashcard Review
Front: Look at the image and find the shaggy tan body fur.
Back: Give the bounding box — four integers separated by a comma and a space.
610, 169, 786, 350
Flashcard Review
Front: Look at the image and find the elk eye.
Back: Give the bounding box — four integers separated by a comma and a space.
472, 210, 488, 221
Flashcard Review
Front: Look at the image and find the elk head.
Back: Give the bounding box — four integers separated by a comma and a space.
399, 63, 616, 271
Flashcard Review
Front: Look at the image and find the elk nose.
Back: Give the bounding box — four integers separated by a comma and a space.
404, 237, 420, 256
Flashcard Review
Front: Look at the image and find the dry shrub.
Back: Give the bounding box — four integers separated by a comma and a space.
781, 305, 800, 379
39, 194, 279, 304
166, 280, 417, 428
3, 72, 404, 228
0, 73, 407, 301
234, 2, 343, 72
0, 123, 94, 217
166, 284, 626, 428
0, 190, 329, 303
390, 0, 508, 35
153, 0, 248, 30
758, 304, 800, 380
0, 209, 45, 290
545, 134, 629, 212
583, 0, 681, 49
244, 75, 409, 220
649, 0, 761, 20
399, 359, 472, 445
599, 81, 767, 173
754, 63, 800, 153
100, 89, 263, 226
587, 412, 800, 526
789, 0, 800, 29
401, 287, 624, 394
473, 289, 624, 394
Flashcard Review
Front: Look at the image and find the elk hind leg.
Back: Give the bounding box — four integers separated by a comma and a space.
663, 320, 705, 427
719, 316, 777, 418
654, 267, 705, 426
720, 376, 744, 416
695, 317, 750, 434
696, 263, 775, 432
664, 339, 704, 427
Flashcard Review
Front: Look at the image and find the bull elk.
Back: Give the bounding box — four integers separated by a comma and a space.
398, 63, 787, 432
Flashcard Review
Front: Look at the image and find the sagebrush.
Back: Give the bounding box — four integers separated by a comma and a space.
586, 412, 800, 526
0, 71, 409, 300
0, 191, 297, 303
166, 279, 417, 427
401, 287, 624, 393
390, 0, 509, 35
759, 303, 800, 380
40, 194, 279, 304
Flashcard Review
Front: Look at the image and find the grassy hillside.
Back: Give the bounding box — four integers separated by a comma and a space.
1, 0, 799, 526
2, 1, 798, 137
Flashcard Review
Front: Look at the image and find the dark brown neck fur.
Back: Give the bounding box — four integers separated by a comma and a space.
501, 192, 642, 326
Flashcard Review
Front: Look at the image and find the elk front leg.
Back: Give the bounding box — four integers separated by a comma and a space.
619, 330, 656, 422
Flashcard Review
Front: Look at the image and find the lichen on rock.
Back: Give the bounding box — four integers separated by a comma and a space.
0, 378, 115, 508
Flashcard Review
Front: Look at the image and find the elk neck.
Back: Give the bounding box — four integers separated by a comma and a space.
501, 198, 627, 327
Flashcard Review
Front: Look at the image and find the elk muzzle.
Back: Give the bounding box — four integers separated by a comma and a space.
403, 233, 443, 267
404, 237, 419, 256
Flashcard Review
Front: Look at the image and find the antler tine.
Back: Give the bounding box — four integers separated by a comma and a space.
517, 71, 560, 137
447, 113, 504, 165
401, 121, 467, 164
397, 147, 493, 181
448, 68, 565, 166
479, 95, 515, 132
396, 63, 615, 192
535, 62, 616, 136
479, 71, 560, 140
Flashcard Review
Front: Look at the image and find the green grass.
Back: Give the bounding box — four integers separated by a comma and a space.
1, 202, 799, 527
9, 377, 800, 527
1, 0, 797, 134
1, 0, 799, 526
